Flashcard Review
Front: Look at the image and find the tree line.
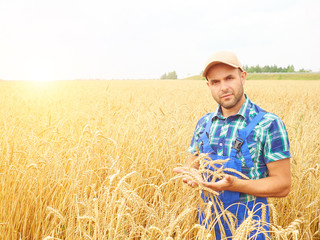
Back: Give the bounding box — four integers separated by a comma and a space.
161, 64, 312, 80
243, 64, 311, 73
160, 71, 177, 79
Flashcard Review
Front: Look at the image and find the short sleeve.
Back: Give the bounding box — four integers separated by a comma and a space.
188, 114, 210, 155
263, 117, 291, 163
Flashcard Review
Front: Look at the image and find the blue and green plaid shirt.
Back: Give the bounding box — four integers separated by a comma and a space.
189, 94, 291, 202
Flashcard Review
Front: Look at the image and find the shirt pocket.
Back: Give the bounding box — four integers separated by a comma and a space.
236, 142, 259, 168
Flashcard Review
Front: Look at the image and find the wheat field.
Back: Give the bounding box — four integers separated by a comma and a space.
0, 79, 319, 239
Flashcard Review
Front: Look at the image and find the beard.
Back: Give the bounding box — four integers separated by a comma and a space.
214, 87, 244, 110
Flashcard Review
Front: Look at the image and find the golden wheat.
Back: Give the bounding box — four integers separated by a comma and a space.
0, 80, 319, 239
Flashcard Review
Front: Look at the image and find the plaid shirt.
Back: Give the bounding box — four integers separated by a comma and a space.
189, 94, 291, 202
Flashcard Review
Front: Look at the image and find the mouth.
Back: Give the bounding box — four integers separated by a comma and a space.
221, 94, 232, 99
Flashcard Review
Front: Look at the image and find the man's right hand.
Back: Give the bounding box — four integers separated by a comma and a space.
173, 167, 203, 188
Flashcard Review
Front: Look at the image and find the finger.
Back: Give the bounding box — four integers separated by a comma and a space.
188, 180, 195, 187
173, 167, 186, 174
224, 175, 234, 183
187, 180, 198, 188
201, 181, 215, 189
191, 181, 198, 188
201, 181, 209, 187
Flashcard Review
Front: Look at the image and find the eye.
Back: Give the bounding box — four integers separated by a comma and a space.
226, 75, 235, 80
209, 80, 219, 85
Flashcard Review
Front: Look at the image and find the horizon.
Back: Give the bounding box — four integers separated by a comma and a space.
1, 71, 320, 82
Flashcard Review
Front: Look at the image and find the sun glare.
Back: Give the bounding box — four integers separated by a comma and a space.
23, 61, 58, 82
29, 73, 56, 82
26, 80, 56, 94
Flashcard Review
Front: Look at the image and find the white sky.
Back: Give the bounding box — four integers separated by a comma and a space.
0, 0, 319, 80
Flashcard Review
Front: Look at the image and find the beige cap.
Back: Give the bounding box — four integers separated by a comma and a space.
202, 51, 244, 78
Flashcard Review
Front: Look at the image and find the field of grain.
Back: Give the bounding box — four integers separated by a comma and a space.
0, 80, 319, 239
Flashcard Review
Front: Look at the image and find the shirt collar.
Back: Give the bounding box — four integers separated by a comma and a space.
212, 94, 251, 120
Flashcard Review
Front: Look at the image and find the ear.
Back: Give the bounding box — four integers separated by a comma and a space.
240, 71, 247, 85
206, 81, 209, 87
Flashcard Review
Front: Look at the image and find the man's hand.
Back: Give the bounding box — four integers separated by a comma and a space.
201, 174, 236, 192
173, 167, 203, 188
174, 158, 291, 198
174, 167, 236, 191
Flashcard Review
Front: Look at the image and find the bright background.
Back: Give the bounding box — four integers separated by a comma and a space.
0, 0, 319, 81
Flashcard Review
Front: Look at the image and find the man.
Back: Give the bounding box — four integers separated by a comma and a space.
173, 51, 291, 239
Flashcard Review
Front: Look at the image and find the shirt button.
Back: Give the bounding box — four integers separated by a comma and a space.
219, 143, 223, 146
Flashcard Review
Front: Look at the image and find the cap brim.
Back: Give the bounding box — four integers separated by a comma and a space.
203, 61, 244, 78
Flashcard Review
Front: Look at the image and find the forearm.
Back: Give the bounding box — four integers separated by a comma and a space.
202, 159, 291, 198
229, 175, 291, 198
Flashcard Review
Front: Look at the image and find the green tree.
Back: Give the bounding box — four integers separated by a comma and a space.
160, 71, 177, 79
167, 71, 177, 79
286, 65, 295, 72
160, 73, 168, 79
244, 64, 299, 73
298, 68, 311, 72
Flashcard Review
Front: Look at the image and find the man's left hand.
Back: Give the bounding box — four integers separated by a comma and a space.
201, 174, 236, 192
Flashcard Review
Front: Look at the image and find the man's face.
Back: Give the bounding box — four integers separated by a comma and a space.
206, 63, 246, 111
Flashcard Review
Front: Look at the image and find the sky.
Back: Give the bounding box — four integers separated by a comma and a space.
0, 0, 319, 81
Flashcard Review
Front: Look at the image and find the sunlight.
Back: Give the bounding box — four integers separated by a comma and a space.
24, 60, 58, 82
24, 80, 56, 95
23, 62, 58, 92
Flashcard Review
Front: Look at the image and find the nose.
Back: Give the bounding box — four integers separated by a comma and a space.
220, 80, 229, 92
